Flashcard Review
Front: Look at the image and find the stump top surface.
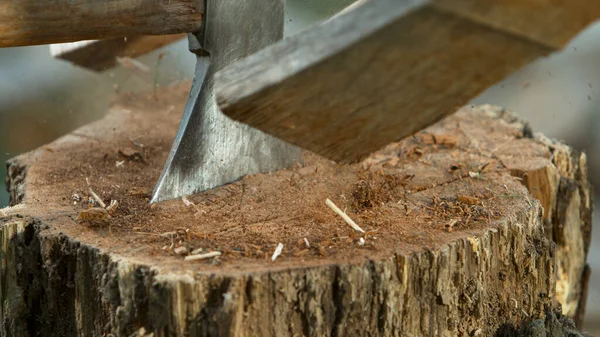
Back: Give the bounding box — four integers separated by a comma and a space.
8, 82, 552, 275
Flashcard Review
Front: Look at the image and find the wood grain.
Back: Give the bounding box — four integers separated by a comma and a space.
215, 0, 599, 164
0, 0, 202, 47
50, 34, 186, 71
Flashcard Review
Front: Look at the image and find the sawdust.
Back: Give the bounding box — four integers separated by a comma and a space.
58, 145, 515, 267
351, 168, 412, 212
16, 83, 550, 273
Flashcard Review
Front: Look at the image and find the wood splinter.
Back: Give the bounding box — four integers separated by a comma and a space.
325, 198, 365, 233
86, 177, 106, 208
271, 243, 284, 261
183, 251, 222, 262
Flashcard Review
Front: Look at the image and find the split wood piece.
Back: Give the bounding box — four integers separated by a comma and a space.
432, 0, 600, 50
215, 0, 600, 164
0, 0, 202, 47
1, 83, 592, 336
50, 34, 186, 71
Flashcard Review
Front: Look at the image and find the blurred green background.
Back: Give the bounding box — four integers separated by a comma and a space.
0, 0, 599, 332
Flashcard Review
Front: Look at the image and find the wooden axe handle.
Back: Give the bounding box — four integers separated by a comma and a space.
0, 0, 203, 47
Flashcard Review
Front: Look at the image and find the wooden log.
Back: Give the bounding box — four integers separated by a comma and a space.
0, 0, 202, 47
0, 83, 592, 336
49, 34, 186, 71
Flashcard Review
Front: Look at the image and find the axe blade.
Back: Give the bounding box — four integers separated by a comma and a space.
151, 0, 301, 203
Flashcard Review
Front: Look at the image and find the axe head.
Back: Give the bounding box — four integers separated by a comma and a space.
151, 0, 301, 203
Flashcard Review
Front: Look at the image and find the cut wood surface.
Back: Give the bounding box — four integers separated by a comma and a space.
1, 83, 592, 336
0, 0, 202, 47
50, 34, 186, 71
215, 0, 600, 164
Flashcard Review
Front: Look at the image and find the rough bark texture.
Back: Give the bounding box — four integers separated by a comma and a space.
0, 84, 592, 337
500, 115, 593, 327
0, 206, 558, 337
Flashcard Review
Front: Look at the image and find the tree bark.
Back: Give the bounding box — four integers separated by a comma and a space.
0, 83, 592, 336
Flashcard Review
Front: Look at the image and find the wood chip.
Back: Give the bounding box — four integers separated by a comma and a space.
86, 177, 106, 208
190, 248, 203, 255
118, 147, 146, 163
128, 187, 150, 196
271, 243, 284, 261
160, 231, 178, 238
106, 200, 119, 214
457, 195, 479, 205
325, 198, 365, 233
292, 249, 310, 257
417, 133, 457, 146
182, 196, 194, 207
173, 246, 188, 255
77, 207, 110, 225
318, 245, 327, 256
447, 219, 458, 231
129, 137, 145, 148
184, 251, 221, 261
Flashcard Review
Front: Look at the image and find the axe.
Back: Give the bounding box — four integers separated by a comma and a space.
1, 0, 598, 203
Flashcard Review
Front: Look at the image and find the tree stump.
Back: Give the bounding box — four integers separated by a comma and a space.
1, 82, 592, 337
